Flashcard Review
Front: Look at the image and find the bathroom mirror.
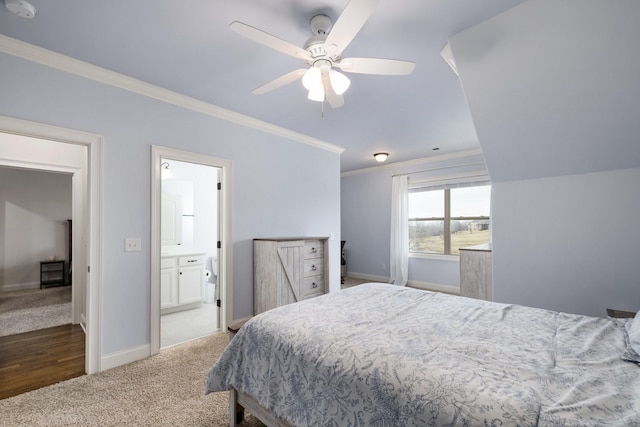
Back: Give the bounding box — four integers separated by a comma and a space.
161, 179, 194, 246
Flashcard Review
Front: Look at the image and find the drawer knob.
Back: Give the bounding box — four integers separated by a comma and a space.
311, 247, 317, 253
311, 265, 317, 271
312, 282, 318, 288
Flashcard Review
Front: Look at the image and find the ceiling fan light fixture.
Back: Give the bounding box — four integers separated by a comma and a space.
307, 87, 325, 102
374, 152, 389, 163
329, 70, 351, 95
302, 67, 323, 91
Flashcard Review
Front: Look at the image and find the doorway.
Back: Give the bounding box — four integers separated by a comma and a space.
150, 146, 232, 356
0, 116, 103, 376
159, 159, 220, 348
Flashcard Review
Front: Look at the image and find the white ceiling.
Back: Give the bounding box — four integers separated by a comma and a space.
0, 0, 525, 172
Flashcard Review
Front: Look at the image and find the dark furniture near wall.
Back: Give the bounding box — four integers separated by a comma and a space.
607, 308, 636, 318
40, 260, 65, 288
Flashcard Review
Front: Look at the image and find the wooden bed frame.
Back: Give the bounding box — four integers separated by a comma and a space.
230, 388, 293, 427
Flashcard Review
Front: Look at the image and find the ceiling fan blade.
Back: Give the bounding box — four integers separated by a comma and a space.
336, 57, 416, 75
230, 21, 311, 61
325, 0, 380, 57
252, 69, 307, 95
322, 69, 344, 108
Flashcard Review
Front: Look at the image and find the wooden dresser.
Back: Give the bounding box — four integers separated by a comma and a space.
254, 237, 329, 315
459, 243, 492, 301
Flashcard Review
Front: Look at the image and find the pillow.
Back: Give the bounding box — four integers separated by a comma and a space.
623, 313, 640, 364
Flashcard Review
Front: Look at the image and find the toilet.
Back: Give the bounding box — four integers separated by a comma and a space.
204, 256, 217, 304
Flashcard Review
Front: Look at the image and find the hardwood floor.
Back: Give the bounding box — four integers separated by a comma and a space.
0, 324, 85, 400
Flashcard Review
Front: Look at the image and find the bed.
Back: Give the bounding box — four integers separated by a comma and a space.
206, 283, 640, 426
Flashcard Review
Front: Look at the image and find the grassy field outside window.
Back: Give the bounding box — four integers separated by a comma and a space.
409, 185, 490, 255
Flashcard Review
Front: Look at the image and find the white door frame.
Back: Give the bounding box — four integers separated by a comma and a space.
0, 115, 103, 374
150, 145, 232, 355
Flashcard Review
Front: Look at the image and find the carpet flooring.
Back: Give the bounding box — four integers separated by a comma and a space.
0, 287, 72, 337
0, 332, 266, 426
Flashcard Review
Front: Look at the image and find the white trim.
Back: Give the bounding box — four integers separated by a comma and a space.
0, 282, 40, 292
346, 272, 459, 295
346, 272, 390, 284
100, 344, 150, 372
0, 35, 344, 156
407, 280, 460, 295
408, 170, 490, 188
440, 41, 459, 77
0, 115, 103, 374
150, 146, 232, 356
409, 253, 460, 262
86, 135, 103, 374
340, 149, 484, 177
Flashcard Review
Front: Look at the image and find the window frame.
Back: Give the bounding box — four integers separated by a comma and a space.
408, 182, 491, 259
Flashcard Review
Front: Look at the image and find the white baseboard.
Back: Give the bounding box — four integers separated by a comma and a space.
408, 280, 460, 295
1, 282, 40, 292
346, 272, 390, 283
101, 344, 150, 372
347, 271, 459, 295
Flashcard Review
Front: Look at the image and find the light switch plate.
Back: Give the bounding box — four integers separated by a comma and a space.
125, 237, 142, 252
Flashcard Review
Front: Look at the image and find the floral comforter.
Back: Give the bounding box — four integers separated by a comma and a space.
206, 283, 640, 426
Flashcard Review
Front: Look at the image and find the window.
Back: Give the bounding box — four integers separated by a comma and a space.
409, 184, 491, 256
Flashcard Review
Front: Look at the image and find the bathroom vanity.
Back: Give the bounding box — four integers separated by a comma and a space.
160, 249, 205, 314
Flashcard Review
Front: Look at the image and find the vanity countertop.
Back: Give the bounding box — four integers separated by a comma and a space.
161, 246, 205, 257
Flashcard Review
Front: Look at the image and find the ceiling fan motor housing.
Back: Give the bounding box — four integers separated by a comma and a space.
304, 15, 338, 61
310, 14, 332, 35
304, 36, 328, 59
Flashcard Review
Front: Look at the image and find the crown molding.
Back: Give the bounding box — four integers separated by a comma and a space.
340, 148, 484, 177
0, 34, 344, 155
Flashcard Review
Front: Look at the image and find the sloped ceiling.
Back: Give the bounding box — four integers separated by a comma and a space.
451, 0, 640, 182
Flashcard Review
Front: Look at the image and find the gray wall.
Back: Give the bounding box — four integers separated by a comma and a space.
0, 168, 72, 289
451, 0, 640, 316
0, 52, 341, 356
492, 168, 640, 316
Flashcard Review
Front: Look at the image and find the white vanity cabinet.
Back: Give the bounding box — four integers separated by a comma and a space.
160, 257, 179, 309
161, 252, 205, 314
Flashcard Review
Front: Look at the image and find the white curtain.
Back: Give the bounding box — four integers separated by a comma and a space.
390, 175, 408, 286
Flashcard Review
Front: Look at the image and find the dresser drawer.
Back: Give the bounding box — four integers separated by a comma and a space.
303, 259, 323, 277
304, 240, 324, 259
301, 276, 324, 298
179, 255, 204, 267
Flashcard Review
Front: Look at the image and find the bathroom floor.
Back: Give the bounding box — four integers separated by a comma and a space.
160, 302, 219, 349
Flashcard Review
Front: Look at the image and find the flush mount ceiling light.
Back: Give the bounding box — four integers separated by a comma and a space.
5, 0, 36, 18
374, 152, 388, 163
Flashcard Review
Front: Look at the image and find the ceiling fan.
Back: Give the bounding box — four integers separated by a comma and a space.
230, 0, 415, 108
